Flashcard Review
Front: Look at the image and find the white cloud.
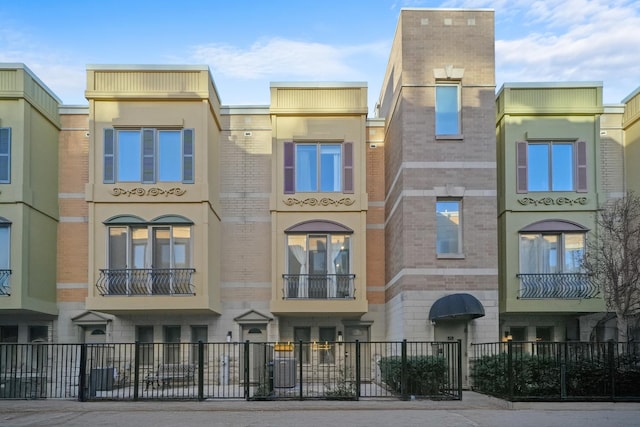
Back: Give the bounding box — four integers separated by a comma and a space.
495, 1, 640, 101
190, 38, 389, 81
0, 27, 86, 104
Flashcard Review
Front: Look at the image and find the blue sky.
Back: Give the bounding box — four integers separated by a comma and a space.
1, 0, 639, 115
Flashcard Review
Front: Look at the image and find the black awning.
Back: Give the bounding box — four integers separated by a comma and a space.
428, 293, 485, 321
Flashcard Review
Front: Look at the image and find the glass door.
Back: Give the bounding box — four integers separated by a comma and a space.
308, 235, 327, 298
152, 227, 171, 294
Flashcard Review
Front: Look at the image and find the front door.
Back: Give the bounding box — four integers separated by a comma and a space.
345, 326, 370, 381
433, 321, 468, 388
241, 325, 267, 384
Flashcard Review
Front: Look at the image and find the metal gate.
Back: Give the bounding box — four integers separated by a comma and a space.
0, 340, 462, 401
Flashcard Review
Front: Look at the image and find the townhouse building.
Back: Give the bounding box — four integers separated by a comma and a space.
376, 9, 498, 384
496, 83, 606, 342
0, 64, 61, 344
2, 8, 640, 386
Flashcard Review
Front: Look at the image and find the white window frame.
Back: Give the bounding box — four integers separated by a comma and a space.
518, 231, 586, 274
107, 224, 193, 271
436, 199, 463, 257
435, 84, 461, 137
104, 128, 194, 184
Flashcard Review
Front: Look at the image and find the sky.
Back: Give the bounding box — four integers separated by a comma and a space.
1, 0, 639, 116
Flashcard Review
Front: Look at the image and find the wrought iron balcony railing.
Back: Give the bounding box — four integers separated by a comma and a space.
517, 273, 599, 299
0, 269, 11, 296
96, 268, 196, 296
282, 274, 356, 299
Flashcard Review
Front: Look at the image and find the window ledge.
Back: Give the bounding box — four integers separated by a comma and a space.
436, 134, 464, 141
437, 253, 465, 259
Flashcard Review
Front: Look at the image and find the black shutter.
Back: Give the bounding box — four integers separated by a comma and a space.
576, 140, 587, 193
142, 129, 155, 183
516, 141, 528, 194
343, 142, 353, 193
284, 141, 295, 194
182, 129, 194, 183
103, 128, 115, 183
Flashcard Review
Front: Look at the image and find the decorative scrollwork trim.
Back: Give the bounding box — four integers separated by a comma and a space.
111, 187, 187, 197
517, 196, 587, 206
283, 197, 355, 207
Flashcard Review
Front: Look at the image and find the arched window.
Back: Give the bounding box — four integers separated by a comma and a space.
519, 220, 588, 274
284, 220, 354, 299
101, 215, 194, 295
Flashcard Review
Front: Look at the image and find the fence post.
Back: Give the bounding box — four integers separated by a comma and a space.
457, 339, 463, 398
608, 340, 616, 399
355, 340, 361, 400
198, 341, 204, 401
507, 340, 514, 400
560, 342, 567, 399
401, 339, 408, 401
133, 341, 140, 401
78, 343, 87, 402
244, 341, 250, 400
299, 340, 304, 400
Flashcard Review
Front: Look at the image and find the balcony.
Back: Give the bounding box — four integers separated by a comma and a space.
96, 268, 196, 296
282, 274, 355, 299
517, 273, 599, 299
0, 269, 10, 296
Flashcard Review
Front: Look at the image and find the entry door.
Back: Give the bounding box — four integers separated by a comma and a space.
308, 235, 328, 298
241, 325, 267, 384
152, 227, 171, 294
433, 321, 468, 388
345, 326, 370, 381
84, 326, 109, 371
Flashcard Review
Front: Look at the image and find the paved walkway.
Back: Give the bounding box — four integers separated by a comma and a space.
1, 392, 639, 427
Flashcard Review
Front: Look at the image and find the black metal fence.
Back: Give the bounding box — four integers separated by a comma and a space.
471, 341, 640, 401
0, 340, 462, 401
246, 340, 462, 400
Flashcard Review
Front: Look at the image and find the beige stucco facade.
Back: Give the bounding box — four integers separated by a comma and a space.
83, 66, 222, 317
269, 83, 369, 319
0, 64, 60, 332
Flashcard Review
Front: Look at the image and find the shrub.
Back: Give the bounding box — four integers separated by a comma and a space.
471, 353, 560, 397
471, 350, 640, 398
378, 355, 448, 396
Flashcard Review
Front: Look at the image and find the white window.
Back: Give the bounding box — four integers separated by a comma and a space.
102, 215, 193, 295
294, 327, 311, 363
519, 232, 585, 274
0, 128, 10, 183
528, 142, 573, 191
136, 326, 154, 365
286, 233, 352, 299
164, 325, 181, 364
435, 84, 460, 136
190, 325, 208, 364
436, 200, 462, 255
103, 128, 194, 184
284, 141, 353, 194
516, 140, 587, 193
318, 327, 336, 364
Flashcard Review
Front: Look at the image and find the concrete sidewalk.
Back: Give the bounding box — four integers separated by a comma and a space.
0, 391, 637, 413
1, 392, 639, 427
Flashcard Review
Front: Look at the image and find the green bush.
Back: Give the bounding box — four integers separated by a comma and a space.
378, 355, 448, 396
471, 353, 560, 397
471, 351, 640, 398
